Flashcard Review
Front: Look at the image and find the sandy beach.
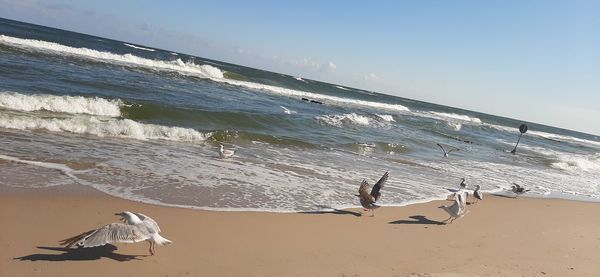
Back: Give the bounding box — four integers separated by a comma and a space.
1, 184, 599, 277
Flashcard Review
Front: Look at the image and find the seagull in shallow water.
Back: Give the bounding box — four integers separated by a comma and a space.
511, 183, 530, 198
218, 144, 235, 159
439, 193, 466, 224
473, 184, 483, 204
59, 211, 172, 256
459, 178, 468, 190
356, 171, 389, 217
436, 143, 460, 157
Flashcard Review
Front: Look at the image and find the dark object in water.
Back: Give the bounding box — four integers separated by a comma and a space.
511, 124, 528, 154
301, 98, 309, 101
310, 100, 323, 104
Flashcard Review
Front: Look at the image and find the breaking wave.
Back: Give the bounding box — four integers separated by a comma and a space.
123, 43, 155, 51
0, 91, 122, 117
0, 113, 211, 142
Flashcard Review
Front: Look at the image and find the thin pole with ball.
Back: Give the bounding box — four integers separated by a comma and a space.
511, 124, 528, 154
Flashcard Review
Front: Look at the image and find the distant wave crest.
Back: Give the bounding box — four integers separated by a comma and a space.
316, 113, 395, 128
0, 91, 122, 117
0, 35, 223, 79
123, 43, 155, 52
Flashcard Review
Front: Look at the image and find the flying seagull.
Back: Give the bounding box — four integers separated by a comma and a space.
59, 211, 172, 255
436, 143, 459, 157
439, 193, 466, 224
218, 144, 235, 159
511, 183, 530, 198
356, 171, 389, 217
472, 184, 483, 204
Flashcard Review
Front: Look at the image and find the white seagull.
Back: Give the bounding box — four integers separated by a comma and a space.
473, 184, 483, 204
218, 144, 235, 159
436, 143, 459, 157
356, 171, 389, 217
511, 183, 530, 198
59, 211, 172, 256
439, 193, 466, 224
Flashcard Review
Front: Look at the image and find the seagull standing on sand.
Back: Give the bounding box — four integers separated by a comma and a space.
436, 143, 459, 157
218, 144, 235, 159
511, 183, 530, 198
59, 211, 172, 256
473, 184, 483, 204
356, 171, 389, 217
439, 193, 466, 224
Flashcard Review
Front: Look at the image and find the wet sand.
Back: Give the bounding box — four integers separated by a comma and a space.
1, 184, 599, 277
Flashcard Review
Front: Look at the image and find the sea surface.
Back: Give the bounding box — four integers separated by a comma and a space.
1, 18, 599, 212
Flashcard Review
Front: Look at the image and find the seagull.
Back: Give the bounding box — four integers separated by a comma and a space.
59, 211, 172, 256
439, 193, 466, 224
473, 184, 483, 204
218, 144, 235, 159
436, 143, 459, 157
356, 171, 389, 217
459, 178, 468, 190
511, 183, 530, 198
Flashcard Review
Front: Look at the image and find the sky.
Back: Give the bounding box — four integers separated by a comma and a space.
1, 0, 599, 135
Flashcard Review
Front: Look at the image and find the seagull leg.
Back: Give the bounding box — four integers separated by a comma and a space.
148, 241, 154, 256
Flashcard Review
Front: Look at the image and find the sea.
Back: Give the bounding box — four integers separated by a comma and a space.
1, 18, 599, 212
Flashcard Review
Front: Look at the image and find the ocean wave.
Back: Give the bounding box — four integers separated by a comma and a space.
123, 43, 155, 52
0, 35, 223, 79
376, 114, 396, 122
0, 113, 211, 142
316, 113, 395, 128
0, 35, 412, 113
0, 91, 122, 117
428, 112, 482, 123
551, 153, 600, 172
334, 85, 351, 91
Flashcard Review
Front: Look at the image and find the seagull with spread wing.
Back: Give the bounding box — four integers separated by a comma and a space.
356, 171, 389, 217
436, 143, 460, 158
59, 211, 171, 256
439, 193, 466, 224
511, 183, 530, 198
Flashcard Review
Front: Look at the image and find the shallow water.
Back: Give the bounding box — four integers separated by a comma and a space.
1, 18, 599, 211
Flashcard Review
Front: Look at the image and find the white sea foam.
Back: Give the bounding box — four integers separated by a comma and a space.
335, 85, 351, 91
123, 43, 155, 52
0, 35, 223, 79
429, 112, 482, 123
293, 76, 305, 82
447, 122, 462, 131
316, 113, 371, 127
280, 106, 297, 115
376, 114, 396, 122
0, 91, 122, 117
0, 114, 210, 142
551, 153, 600, 172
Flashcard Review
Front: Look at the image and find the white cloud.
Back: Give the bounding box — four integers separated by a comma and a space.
364, 72, 381, 82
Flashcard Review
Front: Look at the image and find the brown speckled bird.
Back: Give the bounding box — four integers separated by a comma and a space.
356, 172, 389, 217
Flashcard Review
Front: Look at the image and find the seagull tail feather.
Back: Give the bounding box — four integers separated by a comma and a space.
59, 229, 95, 248
153, 234, 172, 246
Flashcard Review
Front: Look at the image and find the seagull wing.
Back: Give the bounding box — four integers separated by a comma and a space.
60, 223, 150, 248
512, 183, 522, 190
436, 143, 447, 154
134, 212, 161, 233
370, 171, 388, 201
359, 180, 374, 204
447, 146, 460, 154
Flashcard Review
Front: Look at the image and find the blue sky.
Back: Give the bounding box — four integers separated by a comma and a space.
1, 0, 599, 135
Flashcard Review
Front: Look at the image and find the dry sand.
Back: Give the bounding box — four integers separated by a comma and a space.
1, 184, 599, 277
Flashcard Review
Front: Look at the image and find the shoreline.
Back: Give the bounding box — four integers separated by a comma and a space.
2, 184, 600, 276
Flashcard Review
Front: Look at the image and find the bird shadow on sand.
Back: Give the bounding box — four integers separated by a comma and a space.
14, 245, 144, 262
298, 205, 363, 217
389, 215, 444, 225
491, 193, 518, 199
